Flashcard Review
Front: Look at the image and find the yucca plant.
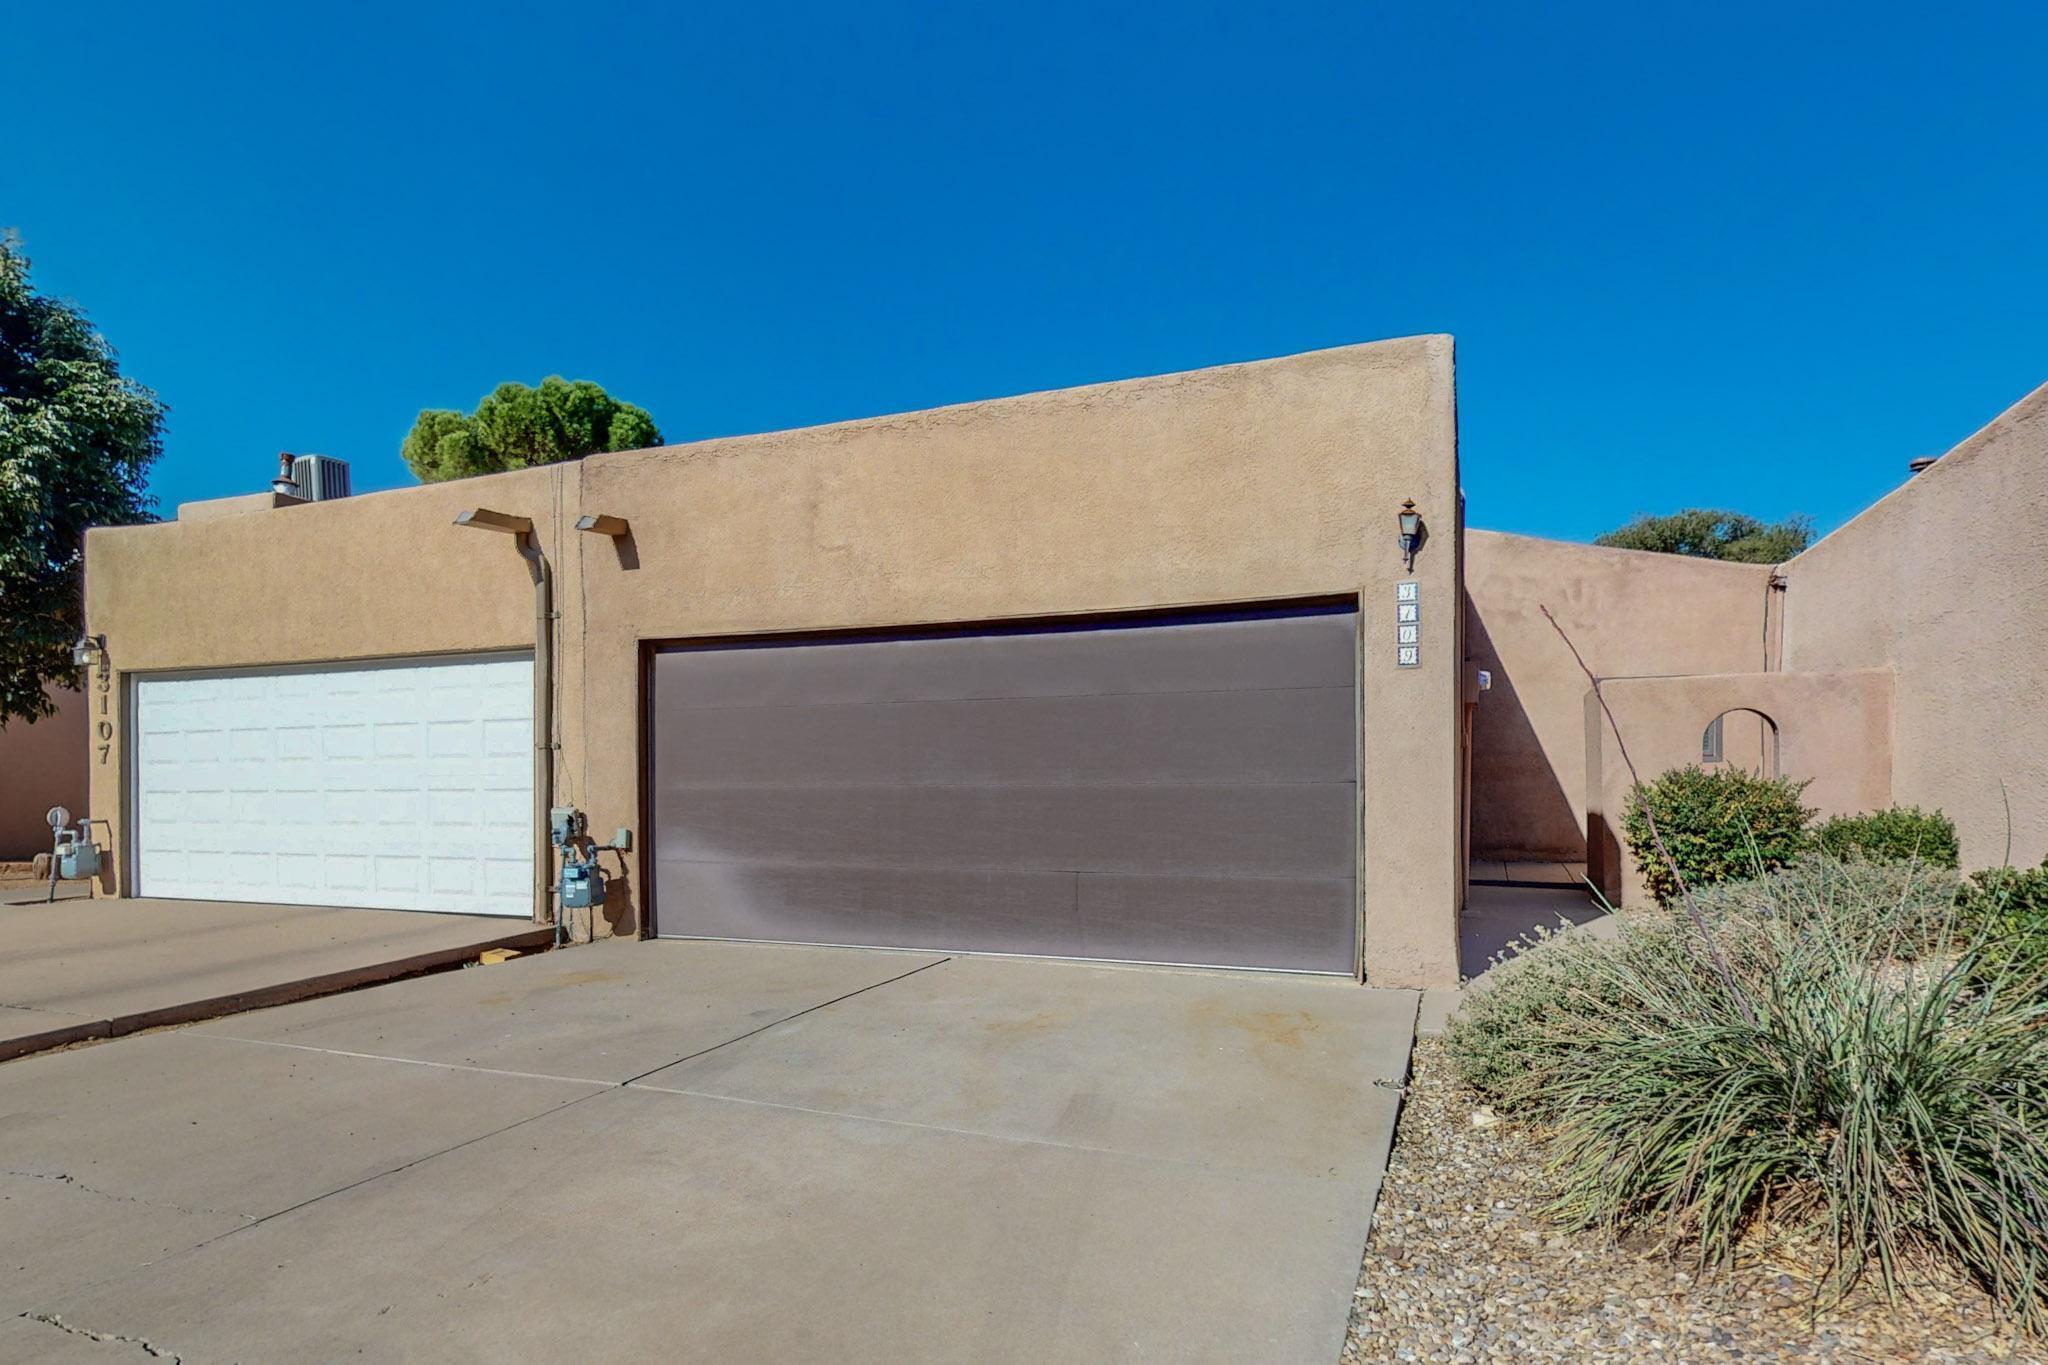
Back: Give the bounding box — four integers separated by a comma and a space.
1499, 608, 2048, 1327
1691, 850, 1963, 953
1452, 878, 2048, 1329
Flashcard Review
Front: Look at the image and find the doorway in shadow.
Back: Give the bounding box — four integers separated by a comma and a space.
1463, 594, 1582, 861
1460, 883, 1610, 981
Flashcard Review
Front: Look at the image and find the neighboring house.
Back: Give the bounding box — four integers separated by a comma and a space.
67, 337, 2048, 983
0, 687, 88, 860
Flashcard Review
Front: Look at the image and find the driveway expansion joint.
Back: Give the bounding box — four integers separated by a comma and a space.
615, 954, 955, 1084
185, 1034, 616, 1090
186, 1088, 605, 1259
19, 1311, 182, 1362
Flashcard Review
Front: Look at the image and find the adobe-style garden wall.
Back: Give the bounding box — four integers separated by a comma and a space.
1585, 669, 1893, 906
1464, 532, 1774, 863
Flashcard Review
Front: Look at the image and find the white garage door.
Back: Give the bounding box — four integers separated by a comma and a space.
133, 654, 534, 917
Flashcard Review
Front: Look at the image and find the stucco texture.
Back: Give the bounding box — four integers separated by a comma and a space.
85, 338, 1464, 985
1780, 381, 2048, 871
1463, 531, 1774, 862
1585, 669, 1893, 906
0, 687, 88, 859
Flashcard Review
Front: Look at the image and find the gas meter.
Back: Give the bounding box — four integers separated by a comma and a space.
44, 807, 105, 899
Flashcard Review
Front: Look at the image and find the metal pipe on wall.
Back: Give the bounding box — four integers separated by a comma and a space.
454, 507, 556, 927
520, 533, 554, 926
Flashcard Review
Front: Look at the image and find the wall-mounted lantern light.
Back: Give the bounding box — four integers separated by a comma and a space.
72, 633, 106, 668
575, 514, 629, 538
1397, 499, 1423, 571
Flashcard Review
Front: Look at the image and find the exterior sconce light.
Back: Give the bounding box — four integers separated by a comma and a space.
1397, 499, 1423, 571
575, 514, 629, 538
72, 633, 106, 668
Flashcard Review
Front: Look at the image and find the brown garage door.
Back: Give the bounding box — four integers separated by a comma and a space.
648, 604, 1358, 972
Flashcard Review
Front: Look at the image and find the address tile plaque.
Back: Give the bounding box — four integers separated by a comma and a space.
1396, 581, 1420, 667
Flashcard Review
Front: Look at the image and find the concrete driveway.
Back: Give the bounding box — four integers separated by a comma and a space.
0, 898, 551, 1061
0, 939, 1417, 1364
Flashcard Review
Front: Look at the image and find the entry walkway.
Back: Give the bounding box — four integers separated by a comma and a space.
1460, 861, 1606, 981
0, 897, 550, 1061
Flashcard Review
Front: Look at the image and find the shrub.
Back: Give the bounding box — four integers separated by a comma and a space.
1622, 764, 1814, 907
1958, 859, 2048, 982
1815, 806, 1961, 868
1449, 858, 2048, 1328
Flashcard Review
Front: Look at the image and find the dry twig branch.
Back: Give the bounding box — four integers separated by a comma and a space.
1541, 604, 1757, 1025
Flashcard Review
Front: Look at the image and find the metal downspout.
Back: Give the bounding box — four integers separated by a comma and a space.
521, 534, 555, 927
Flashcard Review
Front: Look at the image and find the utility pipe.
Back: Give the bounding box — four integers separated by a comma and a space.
453, 508, 556, 928
519, 532, 555, 927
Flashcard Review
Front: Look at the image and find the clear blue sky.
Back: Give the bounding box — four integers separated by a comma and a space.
10, 1, 2045, 542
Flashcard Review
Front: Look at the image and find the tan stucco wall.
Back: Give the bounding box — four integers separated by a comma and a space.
1586, 669, 1893, 905
1780, 381, 2048, 871
85, 337, 1464, 985
1463, 531, 1775, 862
176, 490, 310, 521
0, 687, 89, 859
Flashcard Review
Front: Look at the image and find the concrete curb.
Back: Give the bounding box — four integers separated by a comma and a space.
1415, 986, 1462, 1037
0, 927, 555, 1065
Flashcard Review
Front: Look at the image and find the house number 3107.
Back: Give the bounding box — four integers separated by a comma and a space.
95, 660, 112, 764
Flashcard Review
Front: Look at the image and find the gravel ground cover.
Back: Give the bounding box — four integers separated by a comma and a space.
1344, 1036, 2045, 1363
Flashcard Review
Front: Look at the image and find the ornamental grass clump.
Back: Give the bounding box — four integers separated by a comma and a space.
1450, 857, 2048, 1330
1690, 850, 1963, 953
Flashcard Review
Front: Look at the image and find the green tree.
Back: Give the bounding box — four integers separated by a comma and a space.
0, 234, 163, 726
1595, 508, 1813, 563
403, 377, 661, 482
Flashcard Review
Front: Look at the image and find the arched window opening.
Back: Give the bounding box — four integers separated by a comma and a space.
1701, 708, 1780, 778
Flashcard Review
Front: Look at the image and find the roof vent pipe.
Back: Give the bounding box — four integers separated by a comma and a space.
271, 452, 300, 496
1907, 455, 1939, 474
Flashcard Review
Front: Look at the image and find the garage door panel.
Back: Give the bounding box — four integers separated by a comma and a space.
658, 611, 1357, 713
653, 607, 1359, 971
659, 781, 1355, 880
656, 861, 1084, 953
134, 654, 532, 917
661, 859, 1355, 970
1073, 874, 1356, 972
657, 685, 1356, 788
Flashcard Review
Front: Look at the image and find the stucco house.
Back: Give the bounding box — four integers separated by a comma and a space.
64, 336, 2048, 986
